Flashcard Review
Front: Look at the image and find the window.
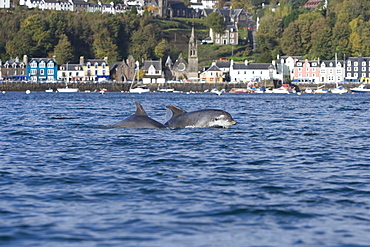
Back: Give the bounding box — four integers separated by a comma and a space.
347, 73, 351, 77
362, 67, 366, 71
306, 68, 309, 72
320, 69, 325, 74
48, 69, 54, 75
312, 68, 316, 72
354, 73, 358, 78
48, 62, 54, 68
354, 62, 358, 66
95, 63, 98, 68
313, 73, 316, 77
40, 69, 44, 75
347, 61, 351, 66
102, 63, 106, 69
230, 39, 234, 44
348, 67, 351, 71
31, 61, 37, 68
362, 61, 366, 66
298, 68, 302, 72
39, 62, 45, 68
230, 33, 234, 38
354, 67, 358, 71
362, 73, 366, 77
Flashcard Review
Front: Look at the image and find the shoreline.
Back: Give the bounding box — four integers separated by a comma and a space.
0, 81, 362, 93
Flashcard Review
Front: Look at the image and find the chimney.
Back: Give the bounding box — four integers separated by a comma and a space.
23, 55, 28, 65
104, 57, 108, 63
80, 56, 84, 65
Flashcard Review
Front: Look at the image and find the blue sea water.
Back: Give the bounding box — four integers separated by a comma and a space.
1, 91, 370, 247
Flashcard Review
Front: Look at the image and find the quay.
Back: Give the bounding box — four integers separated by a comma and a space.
0, 81, 361, 93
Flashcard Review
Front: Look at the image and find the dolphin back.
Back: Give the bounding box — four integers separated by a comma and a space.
112, 102, 166, 129
166, 105, 187, 118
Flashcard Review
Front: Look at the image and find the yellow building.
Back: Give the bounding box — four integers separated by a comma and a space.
200, 63, 223, 83
79, 56, 109, 82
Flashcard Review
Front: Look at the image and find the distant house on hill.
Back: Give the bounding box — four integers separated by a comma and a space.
0, 0, 10, 8
304, 0, 323, 9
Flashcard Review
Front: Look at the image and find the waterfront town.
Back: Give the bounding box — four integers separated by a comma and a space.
1, 0, 370, 92
1, 50, 370, 87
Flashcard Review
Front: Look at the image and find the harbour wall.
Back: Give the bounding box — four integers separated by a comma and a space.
0, 82, 360, 92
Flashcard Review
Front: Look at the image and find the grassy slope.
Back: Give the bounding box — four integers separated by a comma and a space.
156, 18, 249, 67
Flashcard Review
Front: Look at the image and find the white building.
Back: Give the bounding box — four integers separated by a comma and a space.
229, 60, 275, 83
0, 0, 10, 8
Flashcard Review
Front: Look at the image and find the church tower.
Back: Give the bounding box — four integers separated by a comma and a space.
158, 0, 168, 18
187, 27, 198, 79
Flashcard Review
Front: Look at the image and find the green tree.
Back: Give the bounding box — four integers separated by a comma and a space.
280, 22, 303, 55
53, 34, 74, 64
154, 39, 168, 59
256, 15, 282, 52
309, 18, 332, 59
92, 31, 119, 63
205, 12, 226, 35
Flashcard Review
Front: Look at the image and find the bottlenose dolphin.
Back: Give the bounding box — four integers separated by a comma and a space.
112, 102, 166, 129
164, 105, 237, 128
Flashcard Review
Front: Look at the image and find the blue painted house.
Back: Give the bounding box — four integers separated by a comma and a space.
25, 55, 58, 82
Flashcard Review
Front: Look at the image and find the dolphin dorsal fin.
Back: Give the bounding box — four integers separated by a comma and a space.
166, 105, 187, 118
135, 102, 148, 117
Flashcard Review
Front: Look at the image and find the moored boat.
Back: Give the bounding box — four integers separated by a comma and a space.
229, 88, 251, 93
158, 86, 174, 93
129, 85, 150, 94
57, 86, 80, 93
350, 84, 370, 94
331, 86, 348, 94
272, 84, 294, 94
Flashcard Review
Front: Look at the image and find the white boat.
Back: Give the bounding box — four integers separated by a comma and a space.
45, 88, 53, 93
129, 85, 150, 94
57, 85, 79, 93
350, 84, 370, 94
314, 85, 328, 94
158, 87, 174, 93
331, 85, 348, 94
305, 88, 314, 93
210, 87, 224, 95
315, 88, 328, 93
255, 87, 266, 93
26, 90, 31, 94
272, 84, 294, 94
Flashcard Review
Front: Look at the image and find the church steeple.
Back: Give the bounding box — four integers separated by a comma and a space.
187, 27, 198, 78
188, 27, 197, 58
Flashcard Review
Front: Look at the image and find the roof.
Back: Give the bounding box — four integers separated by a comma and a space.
233, 62, 272, 70
59, 64, 83, 70
304, 0, 322, 9
143, 60, 162, 70
215, 61, 230, 68
206, 64, 221, 72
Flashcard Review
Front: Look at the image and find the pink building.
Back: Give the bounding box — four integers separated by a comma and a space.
293, 59, 320, 83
